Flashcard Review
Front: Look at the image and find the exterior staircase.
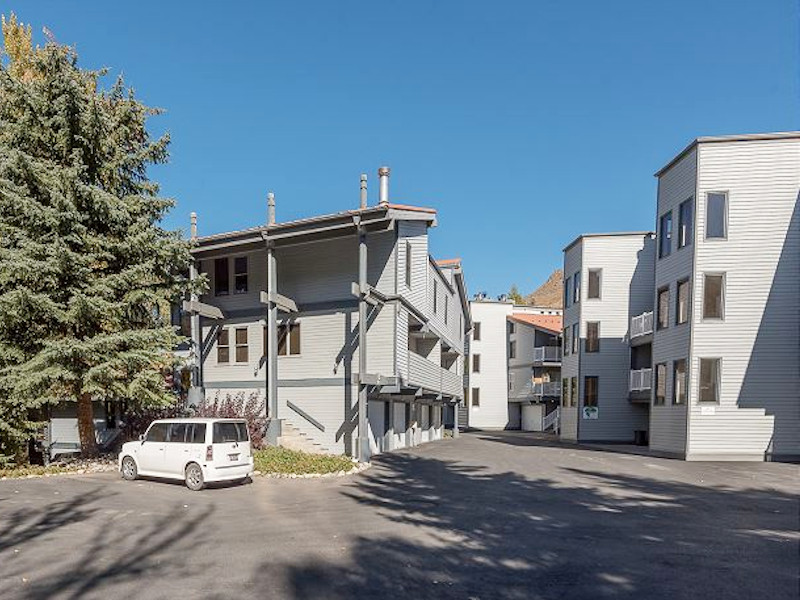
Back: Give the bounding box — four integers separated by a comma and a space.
276, 420, 331, 455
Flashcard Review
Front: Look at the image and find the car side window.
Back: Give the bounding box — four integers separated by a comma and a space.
145, 423, 168, 442
168, 423, 187, 443
189, 423, 206, 444
213, 422, 240, 443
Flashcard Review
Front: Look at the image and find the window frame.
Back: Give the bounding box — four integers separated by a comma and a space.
657, 286, 670, 330
564, 277, 572, 308
673, 358, 687, 405
405, 240, 412, 288
702, 273, 725, 321
659, 211, 673, 259
570, 377, 578, 407
234, 327, 249, 363
563, 326, 570, 356
654, 362, 667, 406
214, 257, 230, 296
472, 353, 481, 373
562, 377, 570, 407
471, 387, 480, 408
509, 340, 516, 359
698, 358, 721, 403
583, 376, 598, 408
573, 271, 581, 304
473, 322, 481, 341
585, 321, 599, 353
571, 323, 579, 354
587, 269, 602, 300
233, 256, 248, 294
705, 191, 728, 240
676, 278, 690, 325
678, 197, 694, 249
277, 322, 301, 356
217, 328, 230, 363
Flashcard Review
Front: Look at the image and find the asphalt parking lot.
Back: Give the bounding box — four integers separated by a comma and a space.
1, 431, 797, 599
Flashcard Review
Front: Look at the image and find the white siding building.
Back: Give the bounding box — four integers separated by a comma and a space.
651, 132, 800, 460
468, 298, 561, 429
561, 233, 655, 442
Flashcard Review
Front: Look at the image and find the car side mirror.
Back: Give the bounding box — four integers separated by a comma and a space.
139, 434, 145, 443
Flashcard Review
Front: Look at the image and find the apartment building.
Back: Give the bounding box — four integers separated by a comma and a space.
561, 233, 655, 442
180, 167, 471, 462
468, 297, 561, 429
650, 132, 799, 460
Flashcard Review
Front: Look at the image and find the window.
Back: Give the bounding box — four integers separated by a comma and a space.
564, 277, 572, 308
444, 297, 448, 324
573, 272, 581, 304
698, 358, 720, 403
213, 421, 249, 443
217, 329, 230, 363
509, 340, 516, 359
233, 256, 248, 294
657, 287, 669, 330
584, 376, 598, 407
168, 423, 188, 443
706, 192, 727, 239
471, 387, 480, 407
654, 363, 667, 405
214, 258, 229, 296
235, 327, 249, 362
472, 354, 481, 373
570, 377, 578, 407
562, 378, 570, 407
508, 372, 515, 392
659, 211, 673, 258
703, 274, 724, 320
188, 423, 206, 444
473, 322, 481, 341
563, 327, 570, 356
676, 279, 689, 325
508, 321, 516, 335
588, 269, 601, 299
673, 359, 687, 404
104, 400, 117, 429
405, 241, 412, 287
433, 280, 438, 313
145, 422, 168, 442
278, 323, 301, 356
585, 322, 599, 353
571, 323, 579, 354
678, 198, 694, 249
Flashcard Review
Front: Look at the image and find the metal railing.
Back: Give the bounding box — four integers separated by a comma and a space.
543, 407, 560, 433
532, 381, 562, 397
533, 346, 562, 364
629, 368, 653, 391
630, 311, 654, 338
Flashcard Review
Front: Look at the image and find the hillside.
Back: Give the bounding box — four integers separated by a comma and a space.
523, 269, 563, 308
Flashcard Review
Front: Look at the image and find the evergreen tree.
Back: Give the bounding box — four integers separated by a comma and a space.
0, 14, 196, 460
508, 284, 524, 305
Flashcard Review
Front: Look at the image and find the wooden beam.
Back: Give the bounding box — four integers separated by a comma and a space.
259, 291, 298, 313
182, 300, 224, 320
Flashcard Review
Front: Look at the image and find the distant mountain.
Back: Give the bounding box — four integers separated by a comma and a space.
524, 269, 563, 308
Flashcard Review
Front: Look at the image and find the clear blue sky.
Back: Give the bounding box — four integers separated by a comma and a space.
9, 1, 800, 296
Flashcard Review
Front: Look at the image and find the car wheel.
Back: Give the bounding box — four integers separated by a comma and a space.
121, 456, 138, 481
185, 463, 204, 491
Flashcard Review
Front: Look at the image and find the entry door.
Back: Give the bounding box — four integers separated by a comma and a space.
138, 423, 168, 474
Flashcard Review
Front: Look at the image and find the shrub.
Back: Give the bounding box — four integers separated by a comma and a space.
194, 392, 267, 449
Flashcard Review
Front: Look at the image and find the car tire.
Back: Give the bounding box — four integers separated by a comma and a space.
185, 463, 205, 491
121, 456, 138, 481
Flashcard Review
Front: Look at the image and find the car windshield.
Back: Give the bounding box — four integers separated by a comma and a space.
213, 421, 249, 443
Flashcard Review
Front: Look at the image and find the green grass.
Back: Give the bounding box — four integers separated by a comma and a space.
253, 446, 356, 476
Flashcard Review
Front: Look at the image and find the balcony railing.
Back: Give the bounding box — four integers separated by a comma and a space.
629, 368, 653, 392
533, 346, 562, 364
532, 381, 562, 397
407, 351, 462, 397
630, 311, 654, 338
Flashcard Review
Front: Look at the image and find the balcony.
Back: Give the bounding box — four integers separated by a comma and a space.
533, 346, 562, 365
407, 351, 462, 398
629, 368, 652, 392
630, 311, 654, 344
533, 381, 562, 398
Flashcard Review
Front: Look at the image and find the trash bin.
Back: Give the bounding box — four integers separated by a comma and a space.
634, 430, 648, 446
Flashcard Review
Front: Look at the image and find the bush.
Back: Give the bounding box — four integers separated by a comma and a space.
253, 447, 354, 475
194, 392, 267, 449
121, 403, 190, 443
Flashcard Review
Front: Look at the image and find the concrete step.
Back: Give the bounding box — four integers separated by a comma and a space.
277, 420, 331, 455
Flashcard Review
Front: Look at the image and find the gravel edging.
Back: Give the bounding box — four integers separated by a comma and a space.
254, 461, 371, 479
0, 457, 118, 481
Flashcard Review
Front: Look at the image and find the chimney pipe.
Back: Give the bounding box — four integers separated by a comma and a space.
267, 191, 275, 225
360, 174, 367, 209
190, 212, 197, 240
378, 166, 390, 206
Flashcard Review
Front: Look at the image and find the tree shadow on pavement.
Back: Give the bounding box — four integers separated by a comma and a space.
276, 452, 798, 600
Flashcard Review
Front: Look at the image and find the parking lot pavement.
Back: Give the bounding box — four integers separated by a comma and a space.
1, 431, 798, 600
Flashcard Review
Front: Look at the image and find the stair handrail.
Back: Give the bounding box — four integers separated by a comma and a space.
287, 400, 326, 432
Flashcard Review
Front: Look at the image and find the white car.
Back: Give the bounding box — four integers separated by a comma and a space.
118, 418, 254, 491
